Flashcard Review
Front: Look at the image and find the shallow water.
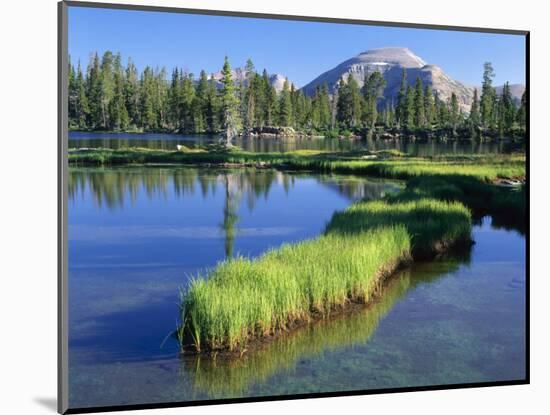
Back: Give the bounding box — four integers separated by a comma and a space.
68, 131, 523, 156
67, 166, 525, 409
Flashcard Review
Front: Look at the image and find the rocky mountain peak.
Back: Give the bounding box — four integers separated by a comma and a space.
301, 47, 476, 112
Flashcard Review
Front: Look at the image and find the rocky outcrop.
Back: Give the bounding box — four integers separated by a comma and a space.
244, 126, 298, 138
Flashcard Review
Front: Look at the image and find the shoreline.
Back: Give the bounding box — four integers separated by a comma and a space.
67, 147, 526, 179
68, 128, 526, 142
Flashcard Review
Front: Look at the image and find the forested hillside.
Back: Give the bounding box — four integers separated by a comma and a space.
68, 51, 526, 138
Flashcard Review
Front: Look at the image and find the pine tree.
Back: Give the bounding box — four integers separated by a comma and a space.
480, 62, 496, 128
244, 58, 255, 79
245, 78, 256, 129
319, 84, 331, 129
168, 68, 181, 130
310, 86, 322, 129
86, 53, 103, 128
413, 77, 425, 128
336, 76, 361, 129
423, 85, 435, 127
99, 51, 115, 129
109, 53, 129, 130
336, 78, 349, 128
193, 70, 209, 132
261, 69, 277, 126
140, 66, 156, 129
290, 84, 299, 128
242, 60, 257, 130
469, 88, 480, 127
252, 73, 265, 127
68, 57, 78, 125
362, 72, 386, 128
180, 72, 196, 132
405, 86, 415, 129
154, 68, 168, 129
75, 61, 89, 128
450, 93, 460, 132
124, 58, 140, 128
499, 82, 516, 132
516, 90, 527, 129
436, 94, 450, 127
205, 76, 220, 133
240, 59, 256, 129
383, 101, 395, 127
348, 76, 362, 128
396, 69, 407, 127
278, 78, 293, 126
491, 93, 500, 130
219, 56, 241, 145
298, 91, 312, 129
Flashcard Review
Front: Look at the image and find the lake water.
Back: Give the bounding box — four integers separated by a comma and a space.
68, 166, 526, 409
68, 131, 524, 156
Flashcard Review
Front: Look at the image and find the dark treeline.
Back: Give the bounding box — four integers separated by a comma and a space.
68, 52, 526, 139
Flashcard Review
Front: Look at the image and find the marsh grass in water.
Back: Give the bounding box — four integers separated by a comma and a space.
183, 256, 468, 398
326, 198, 472, 259
68, 147, 525, 181
181, 227, 411, 352
179, 190, 472, 352
183, 270, 413, 397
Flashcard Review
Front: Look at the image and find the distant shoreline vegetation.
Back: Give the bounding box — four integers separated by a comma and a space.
68, 52, 526, 141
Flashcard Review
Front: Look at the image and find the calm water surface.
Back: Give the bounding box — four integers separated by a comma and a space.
69, 131, 524, 156
68, 166, 525, 409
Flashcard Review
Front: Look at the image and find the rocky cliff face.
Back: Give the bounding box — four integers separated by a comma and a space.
301, 47, 476, 112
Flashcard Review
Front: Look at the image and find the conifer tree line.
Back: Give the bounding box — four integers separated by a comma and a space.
68, 51, 526, 137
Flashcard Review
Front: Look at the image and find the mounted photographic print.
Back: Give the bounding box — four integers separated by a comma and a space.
58, 1, 529, 413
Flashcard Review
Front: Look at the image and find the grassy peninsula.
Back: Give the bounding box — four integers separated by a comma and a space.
179, 197, 471, 352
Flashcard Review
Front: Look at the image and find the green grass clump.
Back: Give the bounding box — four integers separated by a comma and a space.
180, 192, 472, 352
184, 270, 414, 398
181, 227, 411, 352
326, 198, 472, 258
184, 258, 466, 398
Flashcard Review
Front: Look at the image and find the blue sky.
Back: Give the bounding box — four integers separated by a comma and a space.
68, 6, 526, 87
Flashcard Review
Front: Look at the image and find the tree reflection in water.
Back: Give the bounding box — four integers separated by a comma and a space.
68, 167, 403, 260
